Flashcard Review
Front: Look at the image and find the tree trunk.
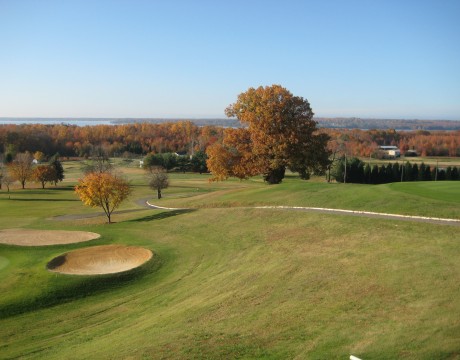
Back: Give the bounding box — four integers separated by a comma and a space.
157, 189, 162, 199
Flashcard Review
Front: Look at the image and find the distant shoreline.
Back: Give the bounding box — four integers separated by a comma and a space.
0, 117, 459, 131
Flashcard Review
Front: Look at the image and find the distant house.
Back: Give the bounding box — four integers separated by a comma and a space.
379, 146, 400, 158
404, 149, 418, 157
139, 160, 144, 168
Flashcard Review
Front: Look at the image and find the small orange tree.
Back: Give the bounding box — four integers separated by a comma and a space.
75, 172, 131, 223
33, 165, 56, 189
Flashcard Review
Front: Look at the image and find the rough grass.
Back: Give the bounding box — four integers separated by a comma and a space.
0, 163, 459, 359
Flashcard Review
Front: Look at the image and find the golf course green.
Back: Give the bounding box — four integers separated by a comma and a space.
0, 161, 459, 359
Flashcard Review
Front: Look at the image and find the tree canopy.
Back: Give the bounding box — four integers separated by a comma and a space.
8, 152, 34, 189
75, 172, 131, 223
207, 85, 330, 184
33, 165, 57, 189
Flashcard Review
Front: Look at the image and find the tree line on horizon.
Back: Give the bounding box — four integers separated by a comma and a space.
0, 121, 458, 161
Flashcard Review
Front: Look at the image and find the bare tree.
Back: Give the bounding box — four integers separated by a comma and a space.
82, 147, 113, 174
9, 152, 34, 189
146, 166, 169, 199
2, 171, 14, 192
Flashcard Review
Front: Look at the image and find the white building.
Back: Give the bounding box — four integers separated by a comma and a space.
379, 146, 401, 158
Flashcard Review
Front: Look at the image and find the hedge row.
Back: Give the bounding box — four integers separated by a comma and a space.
332, 157, 460, 184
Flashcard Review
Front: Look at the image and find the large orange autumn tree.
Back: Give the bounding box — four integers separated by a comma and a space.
206, 85, 330, 184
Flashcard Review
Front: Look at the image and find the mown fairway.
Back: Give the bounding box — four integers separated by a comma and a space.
0, 161, 459, 359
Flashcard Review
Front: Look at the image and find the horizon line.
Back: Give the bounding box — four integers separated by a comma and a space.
1, 116, 459, 122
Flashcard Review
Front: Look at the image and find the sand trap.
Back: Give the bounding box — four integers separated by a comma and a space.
47, 244, 153, 275
0, 229, 100, 246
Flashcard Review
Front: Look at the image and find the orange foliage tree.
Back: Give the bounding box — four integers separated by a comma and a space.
33, 165, 56, 189
207, 85, 330, 183
75, 172, 131, 223
206, 128, 262, 181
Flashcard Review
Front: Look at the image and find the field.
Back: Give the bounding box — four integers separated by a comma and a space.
0, 161, 459, 359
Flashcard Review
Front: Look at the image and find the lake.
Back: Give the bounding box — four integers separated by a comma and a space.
0, 118, 116, 126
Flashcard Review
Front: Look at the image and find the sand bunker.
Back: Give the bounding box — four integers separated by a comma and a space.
47, 244, 153, 275
0, 229, 100, 246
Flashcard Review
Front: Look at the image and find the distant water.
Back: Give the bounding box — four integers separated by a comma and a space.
0, 117, 241, 127
0, 118, 116, 126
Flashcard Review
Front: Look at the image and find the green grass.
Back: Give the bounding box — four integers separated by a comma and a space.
0, 163, 459, 359
159, 175, 460, 219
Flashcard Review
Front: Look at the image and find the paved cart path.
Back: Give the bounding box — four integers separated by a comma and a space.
53, 197, 460, 226
145, 201, 460, 226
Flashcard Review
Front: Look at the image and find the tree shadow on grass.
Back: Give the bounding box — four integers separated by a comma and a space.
128, 209, 196, 223
0, 255, 162, 319
5, 198, 79, 202
46, 186, 76, 191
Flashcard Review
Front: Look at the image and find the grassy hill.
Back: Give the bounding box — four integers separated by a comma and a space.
0, 163, 459, 359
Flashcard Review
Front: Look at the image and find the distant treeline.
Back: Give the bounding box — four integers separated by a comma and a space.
323, 128, 460, 157
0, 122, 459, 160
316, 118, 460, 131
0, 122, 223, 158
331, 157, 460, 184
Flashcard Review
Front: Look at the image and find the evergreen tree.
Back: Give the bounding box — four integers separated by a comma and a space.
404, 161, 413, 181
384, 163, 393, 183
411, 163, 419, 181
378, 165, 386, 184
451, 167, 459, 180
424, 165, 432, 181
331, 156, 346, 183
348, 157, 364, 183
437, 169, 446, 181
392, 162, 401, 182
418, 163, 426, 181
190, 150, 208, 174
143, 153, 177, 171
370, 165, 379, 184
176, 156, 190, 173
49, 154, 64, 185
363, 163, 371, 184
445, 166, 452, 180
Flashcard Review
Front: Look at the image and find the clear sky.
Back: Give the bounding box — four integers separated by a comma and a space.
1, 0, 459, 119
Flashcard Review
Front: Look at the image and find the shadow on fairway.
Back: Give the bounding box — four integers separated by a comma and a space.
0, 254, 162, 319
6, 198, 79, 202
128, 209, 196, 222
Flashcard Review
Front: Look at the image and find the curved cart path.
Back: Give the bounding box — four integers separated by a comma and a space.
145, 201, 460, 226
52, 197, 460, 226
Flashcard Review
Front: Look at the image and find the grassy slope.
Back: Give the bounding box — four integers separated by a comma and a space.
160, 174, 460, 219
0, 164, 459, 359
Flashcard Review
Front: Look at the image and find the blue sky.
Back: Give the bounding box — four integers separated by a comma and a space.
1, 0, 459, 119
